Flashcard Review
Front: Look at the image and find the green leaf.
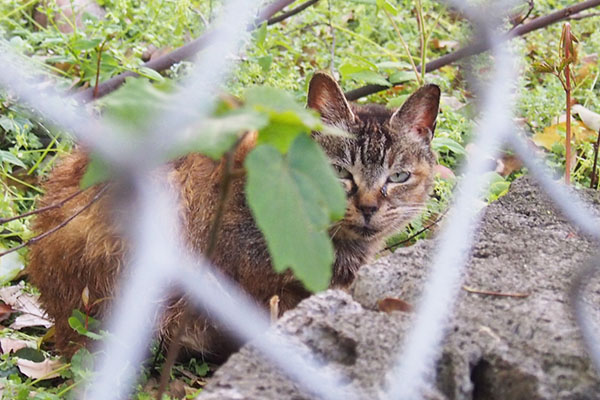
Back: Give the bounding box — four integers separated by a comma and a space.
254, 22, 268, 48
432, 137, 466, 156
0, 150, 26, 168
185, 111, 269, 159
389, 70, 415, 84
80, 153, 111, 189
376, 61, 411, 70
339, 62, 371, 76
136, 66, 164, 82
387, 94, 408, 108
245, 87, 303, 113
484, 172, 511, 202
194, 362, 209, 377
0, 248, 25, 285
347, 71, 391, 87
14, 348, 45, 363
98, 77, 171, 130
376, 0, 398, 15
244, 87, 322, 153
245, 135, 346, 292
257, 111, 311, 153
70, 348, 94, 383
71, 38, 102, 51
68, 310, 103, 340
257, 55, 273, 73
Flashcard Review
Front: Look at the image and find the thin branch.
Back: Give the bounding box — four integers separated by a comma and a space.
345, 0, 600, 100
566, 11, 600, 20
591, 128, 600, 189
383, 9, 422, 85
93, 38, 110, 99
155, 134, 246, 400
564, 22, 573, 185
379, 207, 450, 254
75, 0, 306, 102
0, 188, 88, 225
267, 0, 319, 25
509, 0, 535, 30
327, 0, 336, 75
462, 285, 530, 298
0, 184, 109, 258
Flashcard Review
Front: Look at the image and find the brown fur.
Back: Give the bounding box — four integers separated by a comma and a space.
27, 73, 440, 360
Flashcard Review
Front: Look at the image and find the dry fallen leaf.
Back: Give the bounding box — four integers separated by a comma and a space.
572, 104, 600, 132
0, 284, 53, 329
16, 358, 63, 380
495, 154, 523, 177
0, 303, 14, 323
532, 120, 597, 150
0, 338, 35, 354
377, 297, 413, 313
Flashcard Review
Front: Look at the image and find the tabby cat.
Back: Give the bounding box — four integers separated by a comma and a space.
27, 72, 440, 360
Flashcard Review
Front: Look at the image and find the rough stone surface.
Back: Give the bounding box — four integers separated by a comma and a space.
197, 177, 600, 399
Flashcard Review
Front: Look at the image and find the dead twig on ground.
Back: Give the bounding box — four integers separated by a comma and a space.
462, 285, 530, 298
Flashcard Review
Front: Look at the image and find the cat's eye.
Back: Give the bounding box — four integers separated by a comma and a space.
388, 171, 411, 183
333, 165, 352, 180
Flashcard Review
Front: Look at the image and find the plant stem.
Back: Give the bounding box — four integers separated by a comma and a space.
416, 0, 426, 84
564, 23, 572, 185
591, 128, 600, 189
382, 9, 421, 85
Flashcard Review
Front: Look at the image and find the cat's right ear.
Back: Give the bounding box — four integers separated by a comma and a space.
389, 84, 440, 143
307, 72, 355, 124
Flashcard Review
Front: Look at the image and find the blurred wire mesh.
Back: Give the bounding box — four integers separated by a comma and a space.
0, 0, 599, 399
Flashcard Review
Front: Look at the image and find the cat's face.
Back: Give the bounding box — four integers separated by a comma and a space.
307, 72, 440, 242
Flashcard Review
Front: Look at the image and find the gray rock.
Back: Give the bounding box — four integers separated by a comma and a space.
198, 177, 600, 399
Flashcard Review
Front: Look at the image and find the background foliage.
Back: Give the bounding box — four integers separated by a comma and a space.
0, 0, 599, 398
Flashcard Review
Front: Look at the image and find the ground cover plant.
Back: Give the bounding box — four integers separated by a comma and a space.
0, 0, 599, 398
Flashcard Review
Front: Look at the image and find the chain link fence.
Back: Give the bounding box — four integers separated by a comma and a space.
1, 0, 599, 399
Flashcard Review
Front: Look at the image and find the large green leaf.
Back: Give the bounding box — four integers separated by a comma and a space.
185, 111, 269, 159
245, 86, 323, 153
245, 135, 346, 292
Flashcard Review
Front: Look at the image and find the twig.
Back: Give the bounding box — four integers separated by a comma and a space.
509, 0, 535, 30
462, 285, 530, 298
0, 188, 88, 225
327, 0, 336, 75
155, 135, 246, 400
564, 23, 573, 185
0, 184, 109, 258
566, 11, 600, 20
93, 38, 109, 99
379, 207, 450, 253
345, 0, 600, 100
591, 128, 600, 189
75, 0, 306, 102
383, 9, 422, 85
267, 0, 319, 25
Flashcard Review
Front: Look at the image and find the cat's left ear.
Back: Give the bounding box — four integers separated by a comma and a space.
307, 72, 356, 123
389, 84, 440, 143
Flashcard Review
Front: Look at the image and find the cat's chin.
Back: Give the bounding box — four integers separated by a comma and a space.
342, 224, 380, 239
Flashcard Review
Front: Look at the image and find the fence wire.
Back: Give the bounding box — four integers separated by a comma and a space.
0, 0, 599, 399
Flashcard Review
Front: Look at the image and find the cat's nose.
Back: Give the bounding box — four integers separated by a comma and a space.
358, 204, 378, 223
